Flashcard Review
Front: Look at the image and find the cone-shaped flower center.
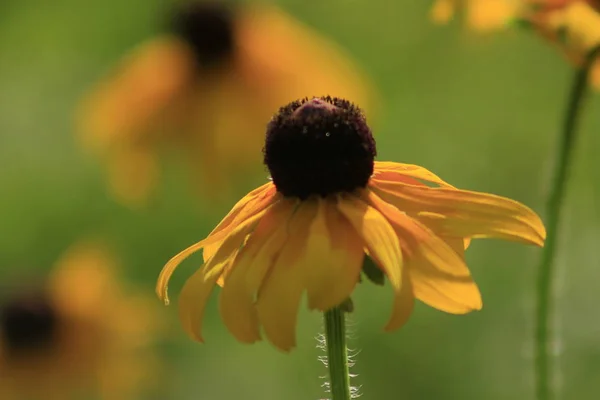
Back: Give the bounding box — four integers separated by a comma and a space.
171, 2, 235, 69
0, 294, 58, 353
264, 96, 376, 199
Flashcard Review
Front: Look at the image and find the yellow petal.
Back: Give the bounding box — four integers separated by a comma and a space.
364, 190, 482, 314
364, 191, 459, 263
157, 200, 273, 305
385, 267, 414, 332
409, 259, 482, 314
179, 202, 275, 340
297, 198, 364, 311
203, 182, 277, 262
255, 202, 315, 351
337, 194, 402, 292
218, 200, 295, 344
177, 253, 236, 343
414, 212, 471, 251
373, 161, 455, 188
371, 180, 546, 247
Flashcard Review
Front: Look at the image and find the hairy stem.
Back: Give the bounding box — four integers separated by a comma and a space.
535, 45, 600, 400
323, 307, 351, 400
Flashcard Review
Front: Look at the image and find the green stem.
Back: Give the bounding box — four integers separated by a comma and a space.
323, 307, 351, 400
535, 45, 600, 400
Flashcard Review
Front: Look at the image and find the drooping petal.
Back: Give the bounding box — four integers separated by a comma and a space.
255, 202, 316, 351
203, 182, 277, 262
371, 179, 546, 247
300, 198, 364, 311
337, 194, 402, 292
218, 199, 295, 344
179, 204, 277, 340
373, 161, 455, 188
177, 250, 238, 343
365, 190, 482, 313
157, 200, 274, 304
385, 267, 414, 332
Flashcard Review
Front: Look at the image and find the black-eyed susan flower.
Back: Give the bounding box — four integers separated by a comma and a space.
0, 241, 162, 400
78, 1, 375, 206
157, 96, 546, 352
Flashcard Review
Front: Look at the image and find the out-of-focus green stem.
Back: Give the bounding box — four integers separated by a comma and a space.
323, 307, 351, 400
535, 45, 600, 400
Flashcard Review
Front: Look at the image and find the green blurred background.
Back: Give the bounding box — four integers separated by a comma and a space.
1, 0, 599, 399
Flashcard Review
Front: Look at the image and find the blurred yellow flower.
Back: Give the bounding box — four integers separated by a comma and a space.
431, 0, 600, 86
78, 1, 376, 207
0, 241, 162, 400
522, 1, 600, 86
157, 96, 546, 352
430, 0, 518, 31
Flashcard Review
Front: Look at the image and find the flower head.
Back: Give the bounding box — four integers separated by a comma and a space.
77, 2, 376, 206
1, 242, 162, 400
157, 96, 546, 352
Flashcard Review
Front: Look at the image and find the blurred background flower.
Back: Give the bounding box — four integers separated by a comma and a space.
77, 0, 377, 207
520, 0, 600, 87
2, 0, 600, 399
0, 241, 164, 400
430, 0, 517, 31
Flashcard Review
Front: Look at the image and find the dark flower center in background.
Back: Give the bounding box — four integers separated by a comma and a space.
171, 2, 236, 69
264, 96, 376, 199
0, 294, 58, 353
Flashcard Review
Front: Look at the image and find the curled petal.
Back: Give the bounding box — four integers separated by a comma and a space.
385, 267, 414, 332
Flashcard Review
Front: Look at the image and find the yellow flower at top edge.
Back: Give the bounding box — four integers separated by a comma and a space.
430, 0, 600, 87
521, 1, 600, 87
0, 241, 162, 400
156, 96, 546, 352
430, 0, 519, 31
77, 1, 376, 207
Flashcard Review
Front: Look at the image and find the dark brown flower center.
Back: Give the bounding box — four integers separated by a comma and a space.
264, 96, 376, 199
0, 294, 58, 353
171, 2, 236, 69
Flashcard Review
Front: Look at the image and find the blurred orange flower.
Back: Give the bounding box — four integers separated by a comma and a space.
77, 1, 376, 207
0, 242, 162, 400
157, 97, 546, 352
